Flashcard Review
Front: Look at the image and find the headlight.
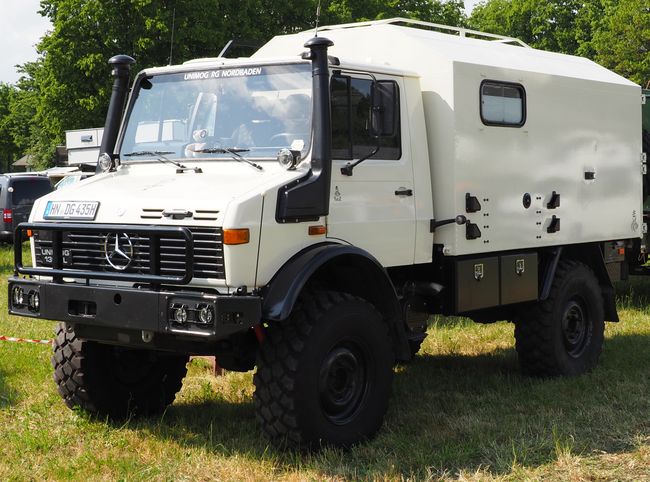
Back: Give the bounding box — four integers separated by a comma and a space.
277, 148, 299, 170
98, 153, 113, 172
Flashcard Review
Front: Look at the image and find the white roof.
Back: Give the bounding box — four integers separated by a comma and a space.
255, 18, 637, 87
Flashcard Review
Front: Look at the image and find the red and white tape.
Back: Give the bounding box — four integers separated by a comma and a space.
0, 335, 52, 345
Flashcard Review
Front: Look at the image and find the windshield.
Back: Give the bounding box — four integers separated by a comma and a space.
119, 63, 312, 162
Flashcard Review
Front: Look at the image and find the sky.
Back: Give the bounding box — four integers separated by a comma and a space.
0, 0, 482, 85
0, 0, 51, 84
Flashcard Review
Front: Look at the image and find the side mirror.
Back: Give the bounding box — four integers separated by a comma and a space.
370, 81, 398, 138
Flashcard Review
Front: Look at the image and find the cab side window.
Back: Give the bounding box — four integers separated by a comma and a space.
331, 75, 401, 160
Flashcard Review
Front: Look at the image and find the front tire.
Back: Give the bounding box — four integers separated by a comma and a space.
254, 291, 394, 448
514, 260, 604, 377
52, 323, 188, 419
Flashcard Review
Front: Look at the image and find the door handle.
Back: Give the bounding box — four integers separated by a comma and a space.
394, 188, 413, 196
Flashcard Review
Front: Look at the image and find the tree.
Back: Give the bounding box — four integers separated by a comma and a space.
468, 0, 587, 55
0, 84, 18, 172
590, 0, 649, 86
469, 0, 649, 86
323, 0, 465, 25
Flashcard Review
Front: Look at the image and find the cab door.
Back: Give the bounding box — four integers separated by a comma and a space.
326, 73, 416, 267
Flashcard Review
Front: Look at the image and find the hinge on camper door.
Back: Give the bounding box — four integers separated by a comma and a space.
642, 152, 647, 175
642, 94, 647, 105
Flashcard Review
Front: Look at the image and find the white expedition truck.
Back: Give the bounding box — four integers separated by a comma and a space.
8, 18, 649, 448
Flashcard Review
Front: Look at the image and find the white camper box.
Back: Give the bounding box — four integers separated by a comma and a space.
256, 19, 642, 260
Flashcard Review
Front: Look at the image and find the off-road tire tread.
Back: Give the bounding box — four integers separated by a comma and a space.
253, 291, 391, 447
514, 260, 603, 377
52, 323, 188, 418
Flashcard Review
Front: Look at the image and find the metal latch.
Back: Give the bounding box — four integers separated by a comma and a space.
547, 215, 561, 234
515, 259, 525, 275
643, 94, 647, 105
465, 193, 481, 213
547, 191, 560, 209
644, 223, 648, 235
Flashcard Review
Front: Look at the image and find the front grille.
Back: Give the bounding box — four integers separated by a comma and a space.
33, 226, 225, 280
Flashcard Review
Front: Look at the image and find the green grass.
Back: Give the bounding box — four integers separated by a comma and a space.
1, 244, 650, 480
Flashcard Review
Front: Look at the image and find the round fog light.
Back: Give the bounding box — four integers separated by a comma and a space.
174, 305, 188, 324
28, 291, 40, 312
12, 286, 24, 306
198, 305, 214, 324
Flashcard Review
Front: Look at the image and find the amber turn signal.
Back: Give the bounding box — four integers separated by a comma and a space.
308, 225, 327, 236
223, 228, 250, 245
26, 229, 33, 238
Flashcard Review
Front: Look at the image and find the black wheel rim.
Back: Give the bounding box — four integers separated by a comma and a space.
561, 297, 592, 358
318, 341, 369, 425
111, 347, 156, 386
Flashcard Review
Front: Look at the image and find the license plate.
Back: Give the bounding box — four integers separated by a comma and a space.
44, 201, 99, 220
39, 247, 72, 265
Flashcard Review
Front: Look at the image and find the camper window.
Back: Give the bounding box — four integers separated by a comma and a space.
480, 81, 526, 127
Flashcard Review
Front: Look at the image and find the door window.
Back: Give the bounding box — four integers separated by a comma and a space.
331, 75, 401, 160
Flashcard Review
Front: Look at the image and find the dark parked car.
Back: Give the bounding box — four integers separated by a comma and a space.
0, 174, 53, 242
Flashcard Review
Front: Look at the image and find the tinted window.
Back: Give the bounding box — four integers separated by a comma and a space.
481, 81, 526, 127
331, 75, 401, 160
11, 179, 52, 205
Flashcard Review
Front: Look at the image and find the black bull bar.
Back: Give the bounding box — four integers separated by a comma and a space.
14, 222, 195, 285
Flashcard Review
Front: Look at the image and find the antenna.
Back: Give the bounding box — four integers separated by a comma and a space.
168, 6, 176, 65
314, 0, 322, 37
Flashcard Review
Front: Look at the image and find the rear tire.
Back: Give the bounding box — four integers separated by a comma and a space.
514, 260, 604, 377
254, 291, 394, 448
52, 323, 188, 419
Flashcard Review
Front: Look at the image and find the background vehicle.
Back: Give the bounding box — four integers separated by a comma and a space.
8, 18, 649, 448
0, 174, 52, 242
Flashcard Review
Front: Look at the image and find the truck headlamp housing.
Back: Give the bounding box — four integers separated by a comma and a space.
98, 153, 114, 172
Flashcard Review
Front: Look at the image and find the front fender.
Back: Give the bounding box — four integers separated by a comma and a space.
261, 242, 411, 361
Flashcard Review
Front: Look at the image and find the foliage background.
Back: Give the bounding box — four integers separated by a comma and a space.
0, 0, 647, 170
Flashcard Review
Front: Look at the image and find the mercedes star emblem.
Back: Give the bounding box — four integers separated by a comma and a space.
104, 233, 134, 271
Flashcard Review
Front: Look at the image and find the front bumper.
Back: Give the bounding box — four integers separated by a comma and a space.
8, 277, 262, 346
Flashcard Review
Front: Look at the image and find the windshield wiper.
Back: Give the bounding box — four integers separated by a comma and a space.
123, 151, 203, 174
193, 147, 263, 171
